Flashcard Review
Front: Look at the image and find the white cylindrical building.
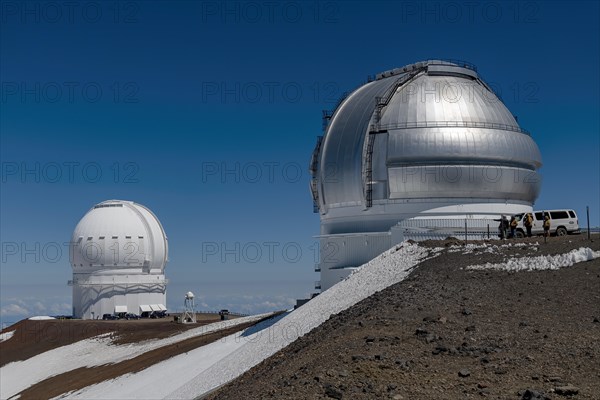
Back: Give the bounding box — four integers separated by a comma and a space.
69, 200, 169, 319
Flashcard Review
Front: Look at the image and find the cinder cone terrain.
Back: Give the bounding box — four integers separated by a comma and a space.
208, 235, 600, 400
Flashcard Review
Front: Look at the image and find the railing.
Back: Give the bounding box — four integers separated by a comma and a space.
309, 136, 323, 175
378, 120, 530, 135
376, 59, 478, 81
68, 280, 168, 285
395, 218, 500, 242
426, 58, 478, 71
193, 310, 249, 317
311, 180, 320, 213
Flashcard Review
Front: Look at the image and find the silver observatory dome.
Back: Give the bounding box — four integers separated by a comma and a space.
310, 60, 542, 289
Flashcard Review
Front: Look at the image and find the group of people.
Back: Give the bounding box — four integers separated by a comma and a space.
498, 213, 551, 239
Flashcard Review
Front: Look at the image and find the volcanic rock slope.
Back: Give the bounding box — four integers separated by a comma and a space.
208, 235, 600, 400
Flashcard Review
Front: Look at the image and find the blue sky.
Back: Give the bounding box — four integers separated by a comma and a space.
1, 0, 599, 326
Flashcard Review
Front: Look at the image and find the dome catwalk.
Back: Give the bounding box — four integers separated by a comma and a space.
309, 60, 542, 290
69, 200, 169, 319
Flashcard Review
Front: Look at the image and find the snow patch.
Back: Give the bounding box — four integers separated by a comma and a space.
448, 242, 495, 254
0, 330, 15, 342
28, 316, 56, 320
448, 241, 540, 255
466, 247, 600, 271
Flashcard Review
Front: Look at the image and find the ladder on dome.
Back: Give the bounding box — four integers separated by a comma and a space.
365, 68, 424, 208
364, 134, 376, 208
310, 135, 324, 213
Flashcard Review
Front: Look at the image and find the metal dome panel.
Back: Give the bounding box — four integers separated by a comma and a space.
319, 75, 401, 207
380, 75, 517, 128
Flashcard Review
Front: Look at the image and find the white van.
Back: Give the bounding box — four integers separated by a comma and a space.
514, 209, 580, 237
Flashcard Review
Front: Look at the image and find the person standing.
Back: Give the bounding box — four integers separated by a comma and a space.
543, 214, 551, 237
510, 216, 518, 238
499, 215, 508, 239
524, 213, 533, 237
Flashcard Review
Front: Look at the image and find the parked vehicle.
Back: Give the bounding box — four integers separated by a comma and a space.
102, 313, 118, 320
514, 209, 580, 237
149, 310, 167, 319
125, 313, 140, 320
219, 309, 230, 321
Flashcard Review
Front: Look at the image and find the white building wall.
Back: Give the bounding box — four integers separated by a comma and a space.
72, 272, 167, 319
319, 233, 391, 290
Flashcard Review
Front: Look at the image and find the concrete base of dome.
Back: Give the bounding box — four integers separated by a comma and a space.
317, 201, 532, 291
70, 272, 167, 319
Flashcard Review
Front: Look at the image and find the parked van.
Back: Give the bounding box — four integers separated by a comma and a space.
514, 210, 580, 237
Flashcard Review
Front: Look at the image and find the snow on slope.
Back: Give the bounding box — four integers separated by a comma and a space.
0, 313, 273, 400
467, 247, 600, 271
59, 332, 245, 399
167, 242, 432, 399
0, 331, 14, 343
57, 314, 289, 399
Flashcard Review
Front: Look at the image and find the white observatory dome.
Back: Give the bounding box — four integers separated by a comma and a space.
69, 200, 169, 319
70, 200, 168, 273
